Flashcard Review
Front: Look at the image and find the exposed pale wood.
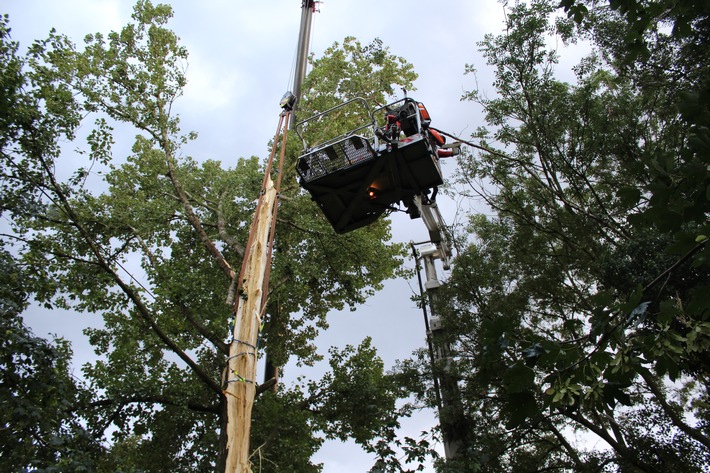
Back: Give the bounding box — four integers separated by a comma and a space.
224, 176, 277, 473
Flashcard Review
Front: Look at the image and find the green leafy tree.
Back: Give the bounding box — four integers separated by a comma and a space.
0, 249, 102, 472
558, 0, 710, 58
295, 36, 418, 150
0, 2, 419, 471
1, 16, 102, 471
398, 0, 710, 471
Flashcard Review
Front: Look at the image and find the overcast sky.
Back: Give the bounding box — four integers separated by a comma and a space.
4, 1, 513, 470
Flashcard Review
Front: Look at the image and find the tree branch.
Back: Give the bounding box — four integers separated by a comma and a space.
164, 153, 235, 281
37, 150, 223, 396
256, 377, 277, 396
644, 237, 708, 294
82, 395, 219, 415
217, 190, 244, 257
639, 368, 710, 449
545, 418, 586, 469
176, 300, 229, 355
567, 411, 656, 473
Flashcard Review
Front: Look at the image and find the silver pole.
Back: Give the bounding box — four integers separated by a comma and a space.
416, 243, 466, 463
291, 0, 315, 125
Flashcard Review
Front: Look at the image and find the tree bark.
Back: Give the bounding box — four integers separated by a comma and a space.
216, 394, 229, 473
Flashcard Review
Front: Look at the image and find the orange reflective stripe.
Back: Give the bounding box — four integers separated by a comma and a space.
418, 102, 431, 121
430, 129, 446, 146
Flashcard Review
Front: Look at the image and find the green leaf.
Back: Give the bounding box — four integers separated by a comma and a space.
657, 300, 680, 325
503, 362, 536, 393
621, 285, 644, 313
504, 391, 538, 429
618, 186, 642, 209
559, 0, 575, 11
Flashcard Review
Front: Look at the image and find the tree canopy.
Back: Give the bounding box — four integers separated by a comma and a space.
0, 2, 420, 471
4, 0, 710, 471
394, 0, 709, 471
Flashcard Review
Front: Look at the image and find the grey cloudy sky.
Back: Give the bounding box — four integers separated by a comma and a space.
3, 0, 512, 470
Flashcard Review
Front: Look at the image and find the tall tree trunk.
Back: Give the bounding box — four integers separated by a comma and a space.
216, 394, 229, 473
263, 356, 279, 392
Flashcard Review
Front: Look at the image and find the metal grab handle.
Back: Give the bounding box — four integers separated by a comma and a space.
294, 97, 377, 150
371, 97, 422, 133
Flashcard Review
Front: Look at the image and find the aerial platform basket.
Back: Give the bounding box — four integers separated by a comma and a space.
296, 97, 444, 233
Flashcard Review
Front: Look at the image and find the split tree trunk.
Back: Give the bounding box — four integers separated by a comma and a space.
223, 176, 277, 473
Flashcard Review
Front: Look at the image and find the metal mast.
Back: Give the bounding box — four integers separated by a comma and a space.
411, 195, 467, 462
283, 0, 317, 127
293, 0, 316, 110
264, 0, 318, 389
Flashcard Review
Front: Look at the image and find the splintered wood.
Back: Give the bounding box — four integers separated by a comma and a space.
224, 176, 276, 473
